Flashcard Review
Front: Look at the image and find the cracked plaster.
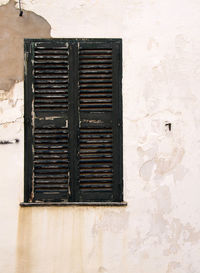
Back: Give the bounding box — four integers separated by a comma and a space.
0, 0, 200, 273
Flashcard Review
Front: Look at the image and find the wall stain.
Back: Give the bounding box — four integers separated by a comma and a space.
166, 261, 180, 273
92, 210, 129, 234
16, 207, 96, 273
139, 159, 155, 181
98, 266, 107, 273
155, 147, 185, 175
129, 183, 200, 262
128, 230, 146, 254
137, 110, 185, 181
15, 208, 33, 273
139, 146, 185, 180
164, 218, 200, 256
0, 0, 51, 93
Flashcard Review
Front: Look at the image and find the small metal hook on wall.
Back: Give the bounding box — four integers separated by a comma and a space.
165, 122, 172, 131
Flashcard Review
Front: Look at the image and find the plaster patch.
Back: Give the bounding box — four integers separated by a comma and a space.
173, 164, 188, 182
152, 185, 171, 214
166, 261, 180, 273
149, 212, 169, 239
155, 147, 185, 175
128, 231, 145, 254
175, 34, 189, 53
183, 222, 200, 244
139, 147, 184, 180
0, 86, 23, 125
147, 37, 159, 51
139, 159, 155, 181
0, 0, 51, 92
93, 210, 129, 234
138, 110, 185, 180
164, 218, 200, 256
98, 266, 107, 273
140, 250, 149, 260
145, 187, 172, 244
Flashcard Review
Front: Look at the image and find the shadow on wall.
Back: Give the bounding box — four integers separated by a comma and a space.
0, 0, 51, 92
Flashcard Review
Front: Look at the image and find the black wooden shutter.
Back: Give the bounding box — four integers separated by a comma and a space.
24, 40, 70, 202
77, 40, 123, 202
24, 39, 122, 203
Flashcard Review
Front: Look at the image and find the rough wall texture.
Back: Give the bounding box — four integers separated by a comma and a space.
0, 0, 200, 273
0, 0, 51, 93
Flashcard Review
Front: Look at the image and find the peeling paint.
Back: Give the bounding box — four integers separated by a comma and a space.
93, 210, 129, 234
83, 119, 104, 124
138, 111, 185, 180
166, 261, 180, 273
139, 159, 155, 181
0, 0, 200, 272
0, 0, 51, 92
139, 146, 185, 180
98, 266, 107, 273
155, 147, 185, 175
162, 217, 200, 256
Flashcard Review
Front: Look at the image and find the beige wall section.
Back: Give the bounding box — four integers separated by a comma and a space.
0, 0, 200, 272
0, 0, 51, 92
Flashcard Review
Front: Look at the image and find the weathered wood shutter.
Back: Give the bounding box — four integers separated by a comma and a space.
24, 40, 70, 202
77, 40, 123, 202
24, 39, 122, 203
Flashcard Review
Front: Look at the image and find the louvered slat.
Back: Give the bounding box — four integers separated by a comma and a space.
79, 128, 113, 192
77, 41, 122, 202
33, 127, 69, 201
34, 46, 69, 113
31, 42, 70, 202
79, 48, 112, 112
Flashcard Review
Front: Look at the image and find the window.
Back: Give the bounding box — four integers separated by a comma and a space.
24, 38, 123, 204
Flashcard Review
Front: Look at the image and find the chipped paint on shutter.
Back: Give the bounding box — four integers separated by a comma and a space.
78, 40, 123, 202
79, 47, 113, 112
24, 40, 70, 202
34, 43, 69, 113
24, 39, 123, 203
79, 128, 113, 193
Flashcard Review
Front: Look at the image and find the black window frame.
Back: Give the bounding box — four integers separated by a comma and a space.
23, 38, 124, 205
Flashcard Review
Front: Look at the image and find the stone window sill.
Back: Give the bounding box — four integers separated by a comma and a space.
20, 202, 127, 207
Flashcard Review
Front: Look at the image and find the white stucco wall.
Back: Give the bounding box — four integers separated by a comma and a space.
1, 0, 200, 272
